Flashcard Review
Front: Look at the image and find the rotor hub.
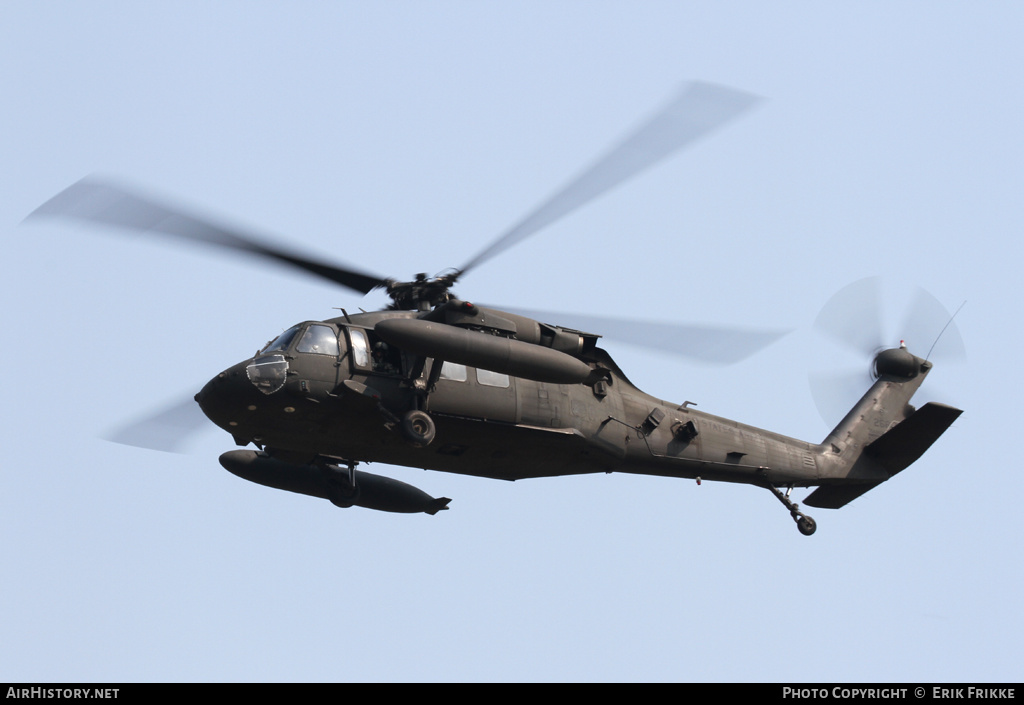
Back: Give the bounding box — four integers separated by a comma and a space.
384, 272, 460, 311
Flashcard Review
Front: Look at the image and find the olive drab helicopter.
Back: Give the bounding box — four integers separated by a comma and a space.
29, 82, 963, 535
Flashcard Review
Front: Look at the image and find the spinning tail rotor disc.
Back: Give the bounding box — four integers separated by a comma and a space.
809, 277, 965, 426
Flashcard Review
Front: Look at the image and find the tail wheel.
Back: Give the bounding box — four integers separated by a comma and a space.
765, 483, 818, 537
400, 410, 436, 448
796, 515, 817, 536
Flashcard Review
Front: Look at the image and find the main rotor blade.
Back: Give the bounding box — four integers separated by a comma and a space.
458, 81, 762, 277
27, 178, 387, 295
492, 306, 789, 364
104, 395, 211, 454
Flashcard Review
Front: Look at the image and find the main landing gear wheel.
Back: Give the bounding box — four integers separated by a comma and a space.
400, 410, 436, 447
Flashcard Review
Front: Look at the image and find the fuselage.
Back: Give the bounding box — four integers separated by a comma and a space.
195, 309, 825, 489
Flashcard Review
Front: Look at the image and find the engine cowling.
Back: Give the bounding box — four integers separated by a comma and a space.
373, 317, 593, 384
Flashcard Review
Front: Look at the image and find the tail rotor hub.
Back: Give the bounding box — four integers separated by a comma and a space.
873, 346, 926, 380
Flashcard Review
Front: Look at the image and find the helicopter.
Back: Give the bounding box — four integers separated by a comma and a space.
28, 82, 962, 536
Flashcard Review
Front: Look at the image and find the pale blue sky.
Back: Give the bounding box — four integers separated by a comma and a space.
2, 1, 1021, 682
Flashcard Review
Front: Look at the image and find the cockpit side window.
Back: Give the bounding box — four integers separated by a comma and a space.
348, 328, 370, 368
296, 324, 340, 356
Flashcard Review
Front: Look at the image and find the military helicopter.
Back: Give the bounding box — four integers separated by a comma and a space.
29, 82, 963, 535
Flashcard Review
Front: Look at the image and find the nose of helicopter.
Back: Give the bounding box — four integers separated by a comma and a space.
194, 359, 257, 434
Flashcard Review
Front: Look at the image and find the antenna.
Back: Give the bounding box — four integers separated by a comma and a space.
926, 300, 966, 361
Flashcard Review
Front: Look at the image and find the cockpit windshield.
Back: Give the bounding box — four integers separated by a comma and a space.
262, 325, 302, 353
296, 324, 340, 356
248, 323, 341, 396
261, 323, 340, 356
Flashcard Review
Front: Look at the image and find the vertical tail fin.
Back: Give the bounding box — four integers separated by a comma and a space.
804, 347, 961, 509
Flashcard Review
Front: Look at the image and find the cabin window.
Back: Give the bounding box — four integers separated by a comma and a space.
348, 328, 370, 368
476, 368, 510, 388
296, 324, 340, 356
439, 362, 467, 382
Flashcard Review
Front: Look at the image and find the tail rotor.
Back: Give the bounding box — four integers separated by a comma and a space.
809, 277, 965, 426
